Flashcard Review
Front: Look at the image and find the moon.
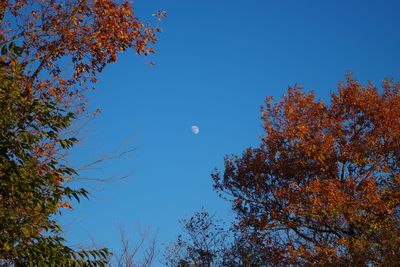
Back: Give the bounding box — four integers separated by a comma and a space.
191, 125, 200, 135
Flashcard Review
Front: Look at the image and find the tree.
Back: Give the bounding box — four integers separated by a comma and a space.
0, 0, 160, 265
212, 76, 400, 265
0, 45, 110, 266
0, 0, 159, 105
164, 210, 229, 267
164, 209, 263, 267
111, 227, 157, 267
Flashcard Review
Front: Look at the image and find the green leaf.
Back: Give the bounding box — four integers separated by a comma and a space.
1, 45, 7, 55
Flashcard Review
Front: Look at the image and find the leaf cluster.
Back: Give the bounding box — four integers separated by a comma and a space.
0, 44, 109, 266
212, 77, 400, 265
0, 0, 160, 264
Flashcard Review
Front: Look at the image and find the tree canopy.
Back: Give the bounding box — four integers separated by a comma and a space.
0, 0, 158, 106
167, 77, 400, 266
0, 0, 159, 265
212, 76, 400, 265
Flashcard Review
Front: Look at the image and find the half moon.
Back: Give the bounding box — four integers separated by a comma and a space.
191, 125, 200, 135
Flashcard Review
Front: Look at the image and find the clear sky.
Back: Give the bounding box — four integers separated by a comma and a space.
62, 0, 400, 264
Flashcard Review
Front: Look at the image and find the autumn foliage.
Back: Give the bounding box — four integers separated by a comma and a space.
0, 0, 159, 265
213, 77, 400, 265
0, 0, 158, 105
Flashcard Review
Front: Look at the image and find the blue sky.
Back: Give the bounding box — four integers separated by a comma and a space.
62, 0, 400, 263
